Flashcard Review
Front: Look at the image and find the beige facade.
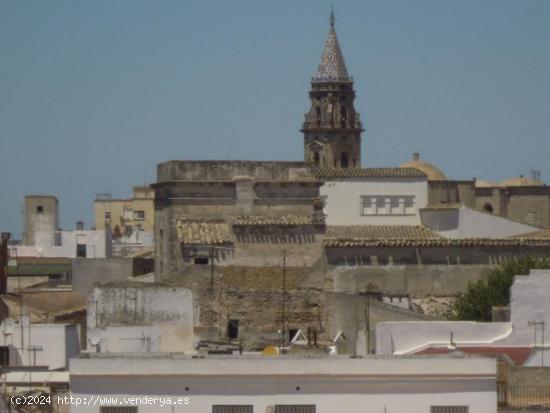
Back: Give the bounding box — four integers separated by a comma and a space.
94, 186, 154, 236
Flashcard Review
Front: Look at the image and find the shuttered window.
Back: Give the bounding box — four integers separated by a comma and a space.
431, 407, 469, 413
212, 406, 253, 413
100, 407, 138, 413
275, 406, 316, 413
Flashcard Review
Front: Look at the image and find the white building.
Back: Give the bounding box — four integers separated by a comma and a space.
11, 228, 111, 258
318, 168, 429, 226
0, 316, 80, 371
376, 269, 550, 367
69, 354, 497, 413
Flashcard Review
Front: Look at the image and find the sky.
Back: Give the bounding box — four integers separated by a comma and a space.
1, 0, 550, 237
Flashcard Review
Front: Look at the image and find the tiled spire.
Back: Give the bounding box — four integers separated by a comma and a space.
313, 9, 351, 82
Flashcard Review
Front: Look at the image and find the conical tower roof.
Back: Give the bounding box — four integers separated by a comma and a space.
313, 10, 351, 82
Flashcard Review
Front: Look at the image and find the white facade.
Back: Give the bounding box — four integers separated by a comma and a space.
11, 229, 111, 258
420, 206, 538, 238
1, 317, 80, 370
320, 177, 428, 226
69, 355, 497, 413
376, 270, 550, 363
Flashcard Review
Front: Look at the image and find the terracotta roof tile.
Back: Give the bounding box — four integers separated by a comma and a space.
176, 220, 233, 245
233, 215, 314, 226
325, 225, 442, 240
315, 167, 426, 179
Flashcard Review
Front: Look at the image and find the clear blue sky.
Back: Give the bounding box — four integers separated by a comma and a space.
1, 0, 550, 237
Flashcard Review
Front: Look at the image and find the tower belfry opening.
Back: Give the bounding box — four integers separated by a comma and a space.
302, 9, 364, 169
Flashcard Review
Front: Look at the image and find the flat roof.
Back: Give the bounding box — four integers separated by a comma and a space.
70, 354, 496, 377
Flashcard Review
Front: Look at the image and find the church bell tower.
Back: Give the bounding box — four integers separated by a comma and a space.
302, 10, 363, 168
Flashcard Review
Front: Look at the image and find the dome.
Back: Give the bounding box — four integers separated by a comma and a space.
499, 175, 544, 187
475, 179, 498, 188
400, 151, 447, 181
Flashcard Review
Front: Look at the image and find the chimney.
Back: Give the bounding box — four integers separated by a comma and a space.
76, 221, 84, 231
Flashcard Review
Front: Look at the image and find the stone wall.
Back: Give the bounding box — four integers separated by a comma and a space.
328, 264, 492, 296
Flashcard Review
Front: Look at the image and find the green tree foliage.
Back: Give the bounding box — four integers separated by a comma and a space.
452, 256, 550, 321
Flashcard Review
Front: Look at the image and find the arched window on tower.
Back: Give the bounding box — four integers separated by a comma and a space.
316, 107, 321, 126
340, 152, 349, 168
313, 151, 320, 167
341, 106, 347, 128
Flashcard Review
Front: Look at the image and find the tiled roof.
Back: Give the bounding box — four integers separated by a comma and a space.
315, 167, 426, 179
421, 203, 462, 211
313, 14, 351, 82
415, 346, 533, 366
324, 237, 550, 247
233, 215, 314, 226
176, 220, 233, 245
326, 225, 441, 240
512, 228, 550, 239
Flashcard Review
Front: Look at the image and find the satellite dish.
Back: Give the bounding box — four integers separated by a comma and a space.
88, 328, 102, 346
1, 318, 15, 335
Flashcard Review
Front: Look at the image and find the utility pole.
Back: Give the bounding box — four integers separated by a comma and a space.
208, 246, 215, 343
281, 250, 287, 353
529, 320, 545, 367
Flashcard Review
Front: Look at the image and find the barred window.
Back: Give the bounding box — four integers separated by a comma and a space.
360, 195, 415, 216
100, 407, 138, 413
430, 407, 468, 413
212, 406, 253, 413
275, 406, 316, 413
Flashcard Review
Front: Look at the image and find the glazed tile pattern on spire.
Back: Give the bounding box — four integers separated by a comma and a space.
314, 24, 351, 82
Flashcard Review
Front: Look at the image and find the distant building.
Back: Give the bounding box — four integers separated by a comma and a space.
17, 196, 111, 259
94, 186, 154, 236
23, 195, 59, 246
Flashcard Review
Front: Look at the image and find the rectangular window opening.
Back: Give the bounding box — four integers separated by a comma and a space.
76, 244, 87, 258
227, 319, 239, 339
212, 406, 253, 413
194, 257, 209, 265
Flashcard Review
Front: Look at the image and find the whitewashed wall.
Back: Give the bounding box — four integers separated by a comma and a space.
421, 206, 538, 238
12, 230, 111, 258
69, 357, 497, 413
376, 270, 550, 356
3, 319, 80, 370
320, 178, 428, 226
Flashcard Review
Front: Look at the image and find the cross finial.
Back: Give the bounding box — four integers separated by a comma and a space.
330, 3, 335, 28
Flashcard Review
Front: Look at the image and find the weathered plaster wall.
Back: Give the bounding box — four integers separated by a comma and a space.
88, 286, 194, 353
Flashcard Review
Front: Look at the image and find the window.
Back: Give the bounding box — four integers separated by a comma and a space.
135, 210, 145, 220
194, 257, 209, 265
361, 195, 416, 216
430, 407, 468, 413
227, 319, 239, 339
36, 206, 43, 213
53, 232, 62, 246
212, 406, 253, 413
100, 408, 137, 413
0, 346, 9, 366
76, 244, 87, 258
124, 225, 133, 235
275, 406, 315, 413
104, 211, 111, 220
340, 152, 349, 168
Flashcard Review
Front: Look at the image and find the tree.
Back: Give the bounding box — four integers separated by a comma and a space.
452, 256, 550, 321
